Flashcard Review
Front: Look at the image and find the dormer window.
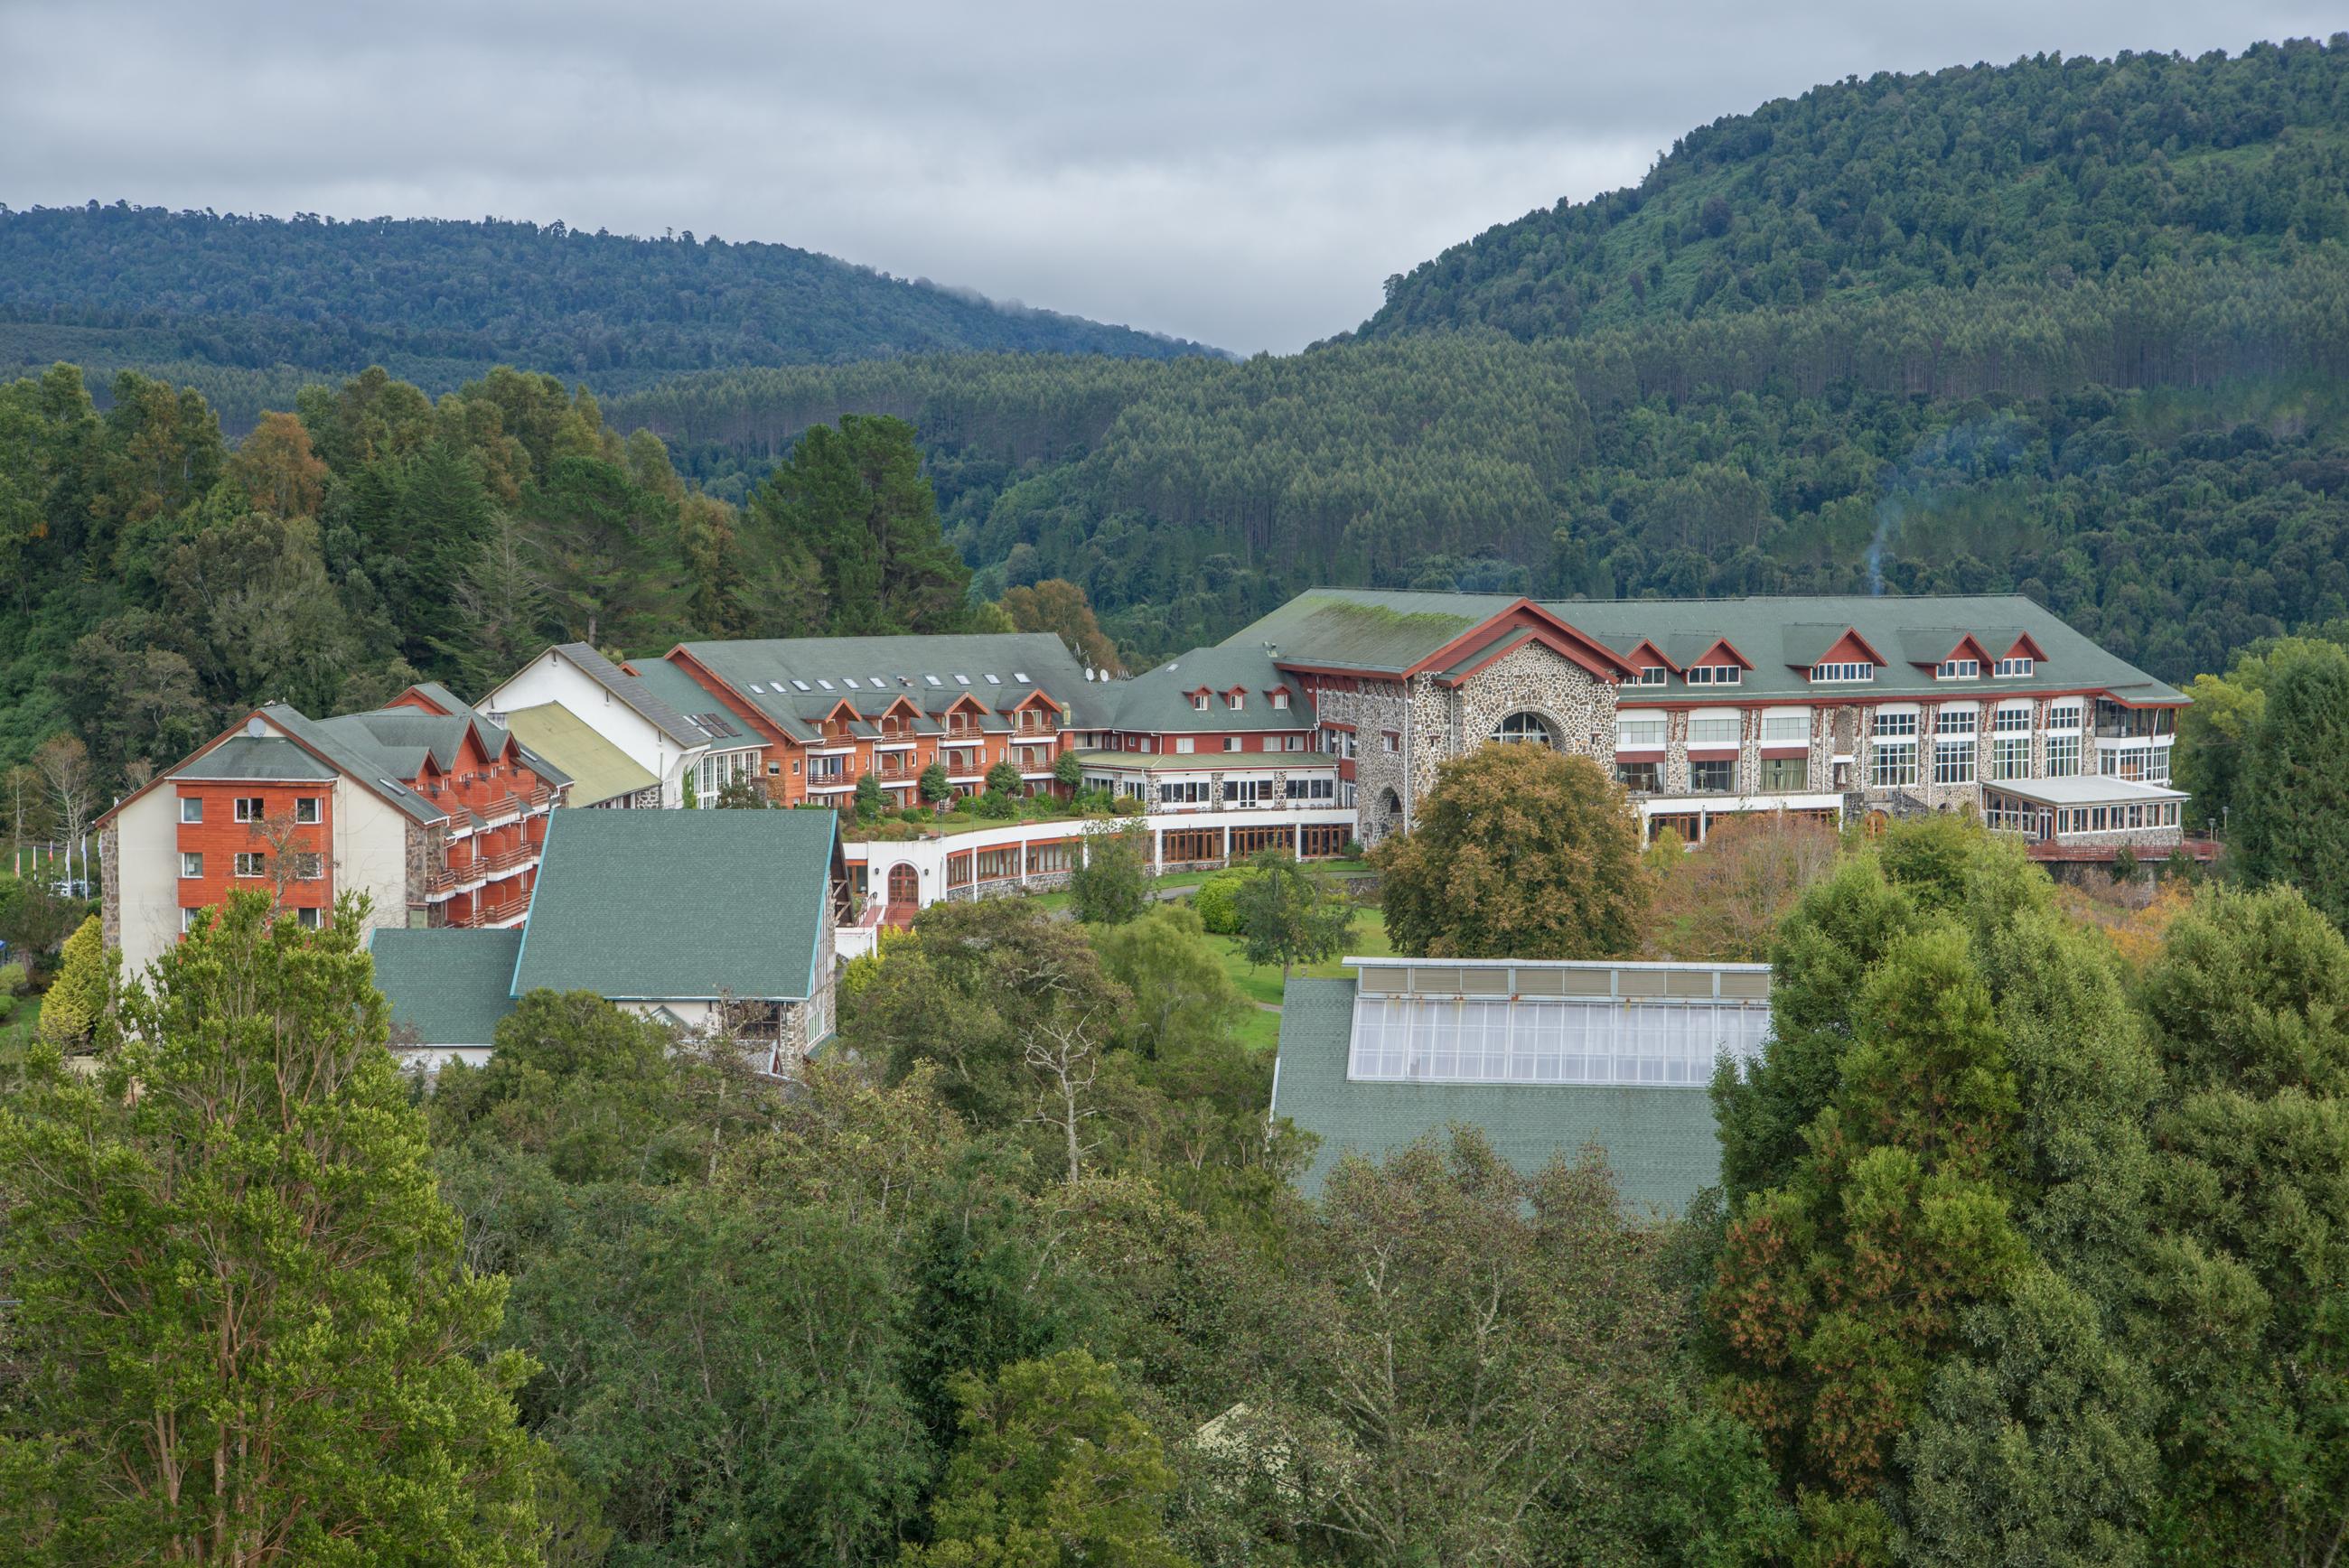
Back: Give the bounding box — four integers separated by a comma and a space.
1639, 666, 1668, 686
1271, 691, 1289, 710
1995, 657, 2034, 677
1191, 694, 1208, 711
1936, 658, 1981, 680
1228, 692, 1245, 711
1811, 661, 1875, 683
1685, 664, 1742, 686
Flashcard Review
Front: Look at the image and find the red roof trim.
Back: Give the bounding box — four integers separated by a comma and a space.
1435, 623, 1633, 687
1405, 598, 1641, 682
1689, 636, 1755, 671
1621, 638, 1680, 675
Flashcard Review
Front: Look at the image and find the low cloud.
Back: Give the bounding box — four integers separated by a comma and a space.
0, 0, 2334, 351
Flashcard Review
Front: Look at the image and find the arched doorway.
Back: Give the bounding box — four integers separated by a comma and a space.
1490, 710, 1558, 747
1376, 788, 1405, 840
886, 863, 919, 923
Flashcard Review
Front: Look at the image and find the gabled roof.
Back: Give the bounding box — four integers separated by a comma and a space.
1107, 644, 1308, 733
501, 705, 659, 807
512, 810, 838, 1001
666, 632, 1106, 739
539, 643, 712, 749
168, 735, 338, 783
370, 929, 523, 1048
256, 705, 448, 825
620, 658, 744, 745
1782, 624, 1886, 669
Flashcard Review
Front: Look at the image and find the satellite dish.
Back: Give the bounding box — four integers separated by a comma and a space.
246, 716, 266, 739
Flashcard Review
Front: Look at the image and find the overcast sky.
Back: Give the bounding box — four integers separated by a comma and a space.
0, 3, 2336, 353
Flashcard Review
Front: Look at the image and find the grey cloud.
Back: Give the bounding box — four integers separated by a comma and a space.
1, 0, 2336, 351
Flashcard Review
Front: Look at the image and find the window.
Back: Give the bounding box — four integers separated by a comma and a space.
1686, 664, 1742, 686
1284, 734, 1304, 751
294, 797, 320, 824
1228, 692, 1245, 710
234, 797, 266, 822
810, 755, 845, 780
1221, 779, 1270, 805
1760, 714, 1811, 744
1991, 735, 2029, 780
1762, 756, 1809, 791
2046, 733, 2081, 777
294, 852, 323, 881
1996, 657, 2035, 677
1811, 661, 1874, 683
1689, 759, 1736, 793
1936, 658, 1981, 680
1872, 711, 1919, 787
1382, 732, 1399, 753
233, 852, 267, 878
1688, 714, 1739, 746
1616, 714, 1667, 750
180, 852, 203, 879
295, 907, 323, 929
1933, 709, 1978, 785
1271, 691, 1289, 710
1491, 711, 1556, 747
1191, 694, 1208, 711
1222, 736, 1242, 752
1993, 705, 2032, 733
1285, 777, 1337, 800
181, 797, 203, 824
1615, 761, 1660, 792
1639, 666, 1668, 686
1175, 737, 1195, 754
2046, 702, 2083, 731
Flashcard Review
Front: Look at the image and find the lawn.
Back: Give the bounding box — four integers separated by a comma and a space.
1203, 906, 1393, 1010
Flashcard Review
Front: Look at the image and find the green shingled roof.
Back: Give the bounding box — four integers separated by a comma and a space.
369, 929, 522, 1047
1272, 978, 1725, 1216
501, 705, 659, 807
1223, 590, 2184, 705
513, 809, 837, 1001
669, 631, 1109, 739
1106, 644, 1311, 733
171, 735, 338, 782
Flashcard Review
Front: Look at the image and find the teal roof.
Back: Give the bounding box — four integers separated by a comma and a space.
622, 658, 751, 744
369, 929, 522, 1047
512, 809, 837, 1001
171, 735, 337, 782
667, 631, 1108, 739
542, 643, 712, 749
1272, 978, 1724, 1216
1222, 589, 2185, 705
1105, 644, 1311, 733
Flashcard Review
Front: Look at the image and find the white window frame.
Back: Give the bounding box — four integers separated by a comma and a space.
294, 797, 320, 824
1175, 737, 1195, 754
1615, 714, 1667, 750
233, 852, 267, 878
1688, 711, 1740, 746
1936, 658, 1981, 680
234, 797, 266, 823
181, 797, 203, 824
180, 852, 203, 879
1811, 661, 1875, 683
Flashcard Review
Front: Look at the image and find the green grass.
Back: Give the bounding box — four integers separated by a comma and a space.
1203, 908, 1393, 1011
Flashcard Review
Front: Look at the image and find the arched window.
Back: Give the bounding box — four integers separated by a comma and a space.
1490, 711, 1557, 747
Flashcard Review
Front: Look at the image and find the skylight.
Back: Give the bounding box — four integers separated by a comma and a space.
817, 678, 834, 690
747, 683, 765, 693
924, 675, 941, 686
843, 677, 861, 688
872, 675, 887, 686
1014, 671, 1030, 683
791, 679, 811, 692
984, 673, 1000, 684
953, 674, 970, 686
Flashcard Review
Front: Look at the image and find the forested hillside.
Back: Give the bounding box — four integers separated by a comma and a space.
0, 205, 1213, 428
1359, 39, 2349, 341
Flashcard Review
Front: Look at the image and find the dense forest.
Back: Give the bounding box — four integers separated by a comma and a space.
1359, 39, 2349, 341
8, 39, 2349, 783
0, 205, 1215, 427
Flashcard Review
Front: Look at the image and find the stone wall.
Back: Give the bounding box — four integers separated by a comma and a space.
98, 825, 121, 952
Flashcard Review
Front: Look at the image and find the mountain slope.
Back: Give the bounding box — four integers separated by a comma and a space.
1358, 39, 2348, 342
0, 204, 1216, 419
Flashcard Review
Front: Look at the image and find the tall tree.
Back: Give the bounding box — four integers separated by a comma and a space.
749, 415, 971, 636
1374, 743, 1646, 958
2232, 639, 2349, 931
1233, 849, 1356, 983
1002, 578, 1122, 674
0, 893, 539, 1563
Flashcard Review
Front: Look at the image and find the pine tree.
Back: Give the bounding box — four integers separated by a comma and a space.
33, 911, 107, 1047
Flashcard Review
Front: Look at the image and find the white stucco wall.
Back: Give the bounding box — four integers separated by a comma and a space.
485, 651, 703, 807
111, 787, 184, 978
334, 783, 423, 944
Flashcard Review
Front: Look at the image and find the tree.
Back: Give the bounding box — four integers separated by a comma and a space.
1233, 849, 1356, 983
1373, 742, 1646, 958
226, 409, 330, 518
33, 912, 107, 1047
1069, 820, 1154, 926
1647, 812, 1840, 960
1002, 579, 1122, 675
919, 761, 952, 805
2232, 639, 2349, 931
748, 415, 972, 636
902, 1349, 1185, 1568
244, 802, 326, 914
0, 892, 538, 1563
1053, 750, 1083, 792
855, 770, 885, 821
30, 734, 92, 869
986, 759, 1021, 798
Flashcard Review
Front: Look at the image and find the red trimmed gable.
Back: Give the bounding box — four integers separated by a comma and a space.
1405, 599, 1641, 685
1622, 638, 1680, 676
1998, 633, 2049, 663
1690, 636, 1755, 671
1805, 629, 1886, 670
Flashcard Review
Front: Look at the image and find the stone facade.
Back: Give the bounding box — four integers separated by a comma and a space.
98, 825, 122, 952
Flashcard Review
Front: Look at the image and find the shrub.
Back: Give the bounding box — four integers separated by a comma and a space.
1193, 873, 1246, 935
